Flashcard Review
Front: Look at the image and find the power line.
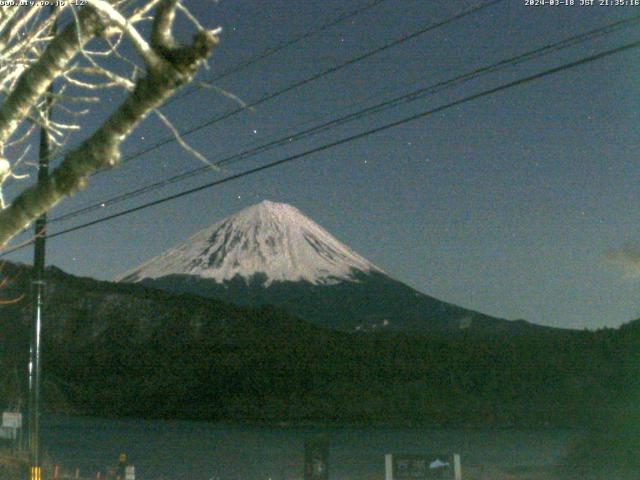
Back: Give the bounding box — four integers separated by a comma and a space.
43, 0, 506, 221
14, 0, 389, 176
22, 0, 499, 177
167, 0, 390, 105
90, 0, 505, 174
2, 37, 636, 257
49, 13, 640, 224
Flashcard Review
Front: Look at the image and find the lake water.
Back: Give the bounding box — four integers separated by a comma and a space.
40, 415, 581, 480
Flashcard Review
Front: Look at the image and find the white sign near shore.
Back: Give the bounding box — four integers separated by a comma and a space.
2, 412, 22, 429
385, 453, 462, 480
125, 465, 135, 480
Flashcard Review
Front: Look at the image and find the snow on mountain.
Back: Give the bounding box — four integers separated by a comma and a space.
118, 200, 384, 286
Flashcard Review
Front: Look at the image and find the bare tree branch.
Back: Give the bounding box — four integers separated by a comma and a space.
154, 109, 214, 168
0, 0, 219, 246
0, 6, 101, 145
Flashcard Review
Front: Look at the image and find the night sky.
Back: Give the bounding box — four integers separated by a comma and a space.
3, 0, 640, 330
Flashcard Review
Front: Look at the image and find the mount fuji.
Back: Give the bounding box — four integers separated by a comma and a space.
120, 200, 382, 287
118, 201, 545, 335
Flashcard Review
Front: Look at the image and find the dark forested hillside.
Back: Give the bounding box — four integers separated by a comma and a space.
1, 261, 639, 428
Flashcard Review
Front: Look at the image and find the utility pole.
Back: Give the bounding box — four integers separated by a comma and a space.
27, 96, 51, 480
28, 9, 55, 480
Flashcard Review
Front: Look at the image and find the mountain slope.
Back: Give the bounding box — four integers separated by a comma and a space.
119, 200, 547, 335
119, 200, 382, 286
138, 270, 546, 335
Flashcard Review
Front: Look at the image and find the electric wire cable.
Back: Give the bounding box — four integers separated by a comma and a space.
167, 0, 390, 105
88, 0, 506, 174
8, 0, 390, 174
19, 0, 502, 175
48, 13, 640, 224
2, 37, 637, 257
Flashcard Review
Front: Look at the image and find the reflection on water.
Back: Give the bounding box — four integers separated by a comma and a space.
42, 415, 580, 480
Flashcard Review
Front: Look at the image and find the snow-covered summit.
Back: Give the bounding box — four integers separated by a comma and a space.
118, 200, 383, 286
